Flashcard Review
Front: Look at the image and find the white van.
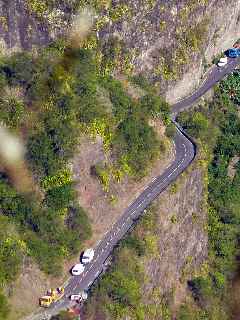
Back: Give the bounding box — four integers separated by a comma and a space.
71, 263, 85, 276
81, 248, 94, 264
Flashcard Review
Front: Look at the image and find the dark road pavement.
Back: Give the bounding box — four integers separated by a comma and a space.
171, 57, 240, 116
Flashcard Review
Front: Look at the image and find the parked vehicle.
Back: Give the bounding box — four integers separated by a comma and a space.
71, 263, 85, 276
217, 56, 228, 67
81, 248, 94, 264
227, 48, 240, 58
70, 294, 82, 301
39, 287, 64, 307
70, 291, 88, 302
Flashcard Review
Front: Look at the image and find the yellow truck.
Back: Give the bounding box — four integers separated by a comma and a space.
39, 287, 65, 308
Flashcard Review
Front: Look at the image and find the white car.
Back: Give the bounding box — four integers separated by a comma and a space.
81, 248, 94, 264
70, 294, 82, 301
70, 291, 88, 302
71, 263, 85, 276
217, 57, 227, 67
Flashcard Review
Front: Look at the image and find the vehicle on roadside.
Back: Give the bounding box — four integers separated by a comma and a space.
217, 56, 228, 67
227, 48, 240, 58
81, 248, 94, 264
70, 291, 88, 302
71, 263, 85, 276
70, 294, 81, 301
39, 287, 64, 308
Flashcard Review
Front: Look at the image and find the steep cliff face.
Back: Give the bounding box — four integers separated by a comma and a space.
0, 0, 239, 102
144, 165, 207, 312
0, 0, 71, 53
97, 0, 240, 102
164, 0, 240, 103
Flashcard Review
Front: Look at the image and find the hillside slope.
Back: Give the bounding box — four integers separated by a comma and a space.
0, 1, 239, 319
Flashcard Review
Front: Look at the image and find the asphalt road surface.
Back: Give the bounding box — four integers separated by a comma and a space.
25, 57, 240, 320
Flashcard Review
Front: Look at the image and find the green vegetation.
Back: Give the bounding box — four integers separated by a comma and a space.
27, 0, 48, 17
0, 24, 169, 316
0, 47, 94, 286
91, 162, 110, 192
26, 0, 79, 17
155, 16, 210, 81
110, 4, 131, 22
88, 76, 169, 183
0, 216, 22, 319
26, 0, 212, 86
177, 71, 240, 319
0, 292, 10, 320
170, 214, 178, 224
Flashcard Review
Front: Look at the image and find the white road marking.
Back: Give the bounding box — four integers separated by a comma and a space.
95, 240, 101, 246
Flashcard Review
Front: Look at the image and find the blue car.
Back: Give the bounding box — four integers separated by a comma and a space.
227, 48, 240, 58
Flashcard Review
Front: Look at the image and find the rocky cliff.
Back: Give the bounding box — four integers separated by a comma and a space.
0, 0, 239, 102
144, 164, 207, 313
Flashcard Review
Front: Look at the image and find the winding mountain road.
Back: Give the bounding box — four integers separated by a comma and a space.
26, 57, 240, 320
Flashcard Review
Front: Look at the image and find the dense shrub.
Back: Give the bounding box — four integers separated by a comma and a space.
45, 184, 75, 210
114, 113, 161, 177
0, 292, 10, 320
